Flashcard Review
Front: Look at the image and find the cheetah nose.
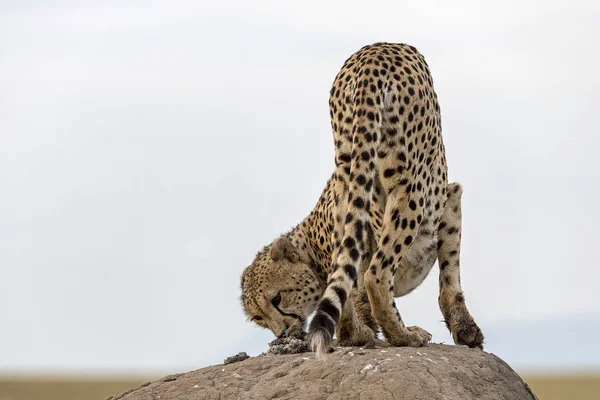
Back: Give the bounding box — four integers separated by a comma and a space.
277, 328, 287, 338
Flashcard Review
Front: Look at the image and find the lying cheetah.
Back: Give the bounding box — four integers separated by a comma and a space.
241, 43, 483, 356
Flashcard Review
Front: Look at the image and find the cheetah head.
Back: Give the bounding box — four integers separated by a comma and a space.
240, 236, 324, 339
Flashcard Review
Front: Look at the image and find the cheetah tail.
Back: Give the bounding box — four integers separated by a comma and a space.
308, 66, 381, 358
307, 285, 347, 358
307, 328, 331, 359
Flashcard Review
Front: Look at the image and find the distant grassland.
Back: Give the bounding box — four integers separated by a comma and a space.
0, 377, 150, 400
0, 375, 599, 400
524, 375, 600, 400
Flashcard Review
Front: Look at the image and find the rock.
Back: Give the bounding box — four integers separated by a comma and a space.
265, 337, 309, 355
106, 343, 538, 400
223, 352, 250, 365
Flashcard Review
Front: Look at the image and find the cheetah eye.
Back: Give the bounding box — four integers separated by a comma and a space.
253, 316, 263, 321
271, 293, 282, 307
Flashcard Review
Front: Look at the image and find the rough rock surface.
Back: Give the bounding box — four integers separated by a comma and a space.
224, 352, 250, 365
107, 343, 538, 400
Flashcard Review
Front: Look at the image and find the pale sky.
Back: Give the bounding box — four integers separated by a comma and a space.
1, 0, 599, 375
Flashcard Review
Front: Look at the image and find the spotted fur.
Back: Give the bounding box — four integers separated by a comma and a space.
241, 43, 483, 356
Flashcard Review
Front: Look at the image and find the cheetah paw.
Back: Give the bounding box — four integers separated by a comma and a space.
388, 326, 431, 347
453, 319, 484, 350
407, 326, 432, 347
337, 324, 376, 348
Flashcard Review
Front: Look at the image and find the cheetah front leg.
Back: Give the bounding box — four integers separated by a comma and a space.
437, 183, 484, 349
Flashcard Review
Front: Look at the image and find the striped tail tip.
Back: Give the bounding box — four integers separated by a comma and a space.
307, 327, 332, 359
307, 309, 337, 358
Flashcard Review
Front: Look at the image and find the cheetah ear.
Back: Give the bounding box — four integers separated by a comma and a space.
270, 237, 299, 263
240, 269, 247, 290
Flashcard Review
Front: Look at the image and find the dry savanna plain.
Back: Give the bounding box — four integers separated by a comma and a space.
0, 373, 599, 400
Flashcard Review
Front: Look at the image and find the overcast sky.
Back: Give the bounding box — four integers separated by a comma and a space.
1, 0, 599, 375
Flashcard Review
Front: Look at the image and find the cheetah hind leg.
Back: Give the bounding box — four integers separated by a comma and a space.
335, 291, 376, 348
437, 183, 484, 349
354, 285, 379, 335
365, 186, 432, 348
352, 228, 380, 337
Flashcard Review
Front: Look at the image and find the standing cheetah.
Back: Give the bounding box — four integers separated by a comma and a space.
240, 43, 483, 357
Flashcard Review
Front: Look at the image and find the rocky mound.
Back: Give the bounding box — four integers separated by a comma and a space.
107, 342, 538, 400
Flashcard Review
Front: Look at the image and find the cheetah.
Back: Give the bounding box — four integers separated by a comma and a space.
240, 43, 483, 357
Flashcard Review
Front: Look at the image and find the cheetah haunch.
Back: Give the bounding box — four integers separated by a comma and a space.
241, 43, 483, 357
